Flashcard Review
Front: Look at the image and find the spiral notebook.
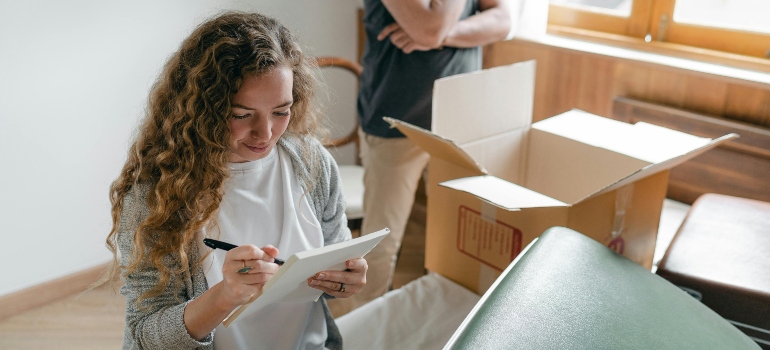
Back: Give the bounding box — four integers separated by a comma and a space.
223, 228, 390, 326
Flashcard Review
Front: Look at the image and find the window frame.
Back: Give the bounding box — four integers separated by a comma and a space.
548, 1, 653, 38
650, 0, 770, 58
547, 0, 770, 65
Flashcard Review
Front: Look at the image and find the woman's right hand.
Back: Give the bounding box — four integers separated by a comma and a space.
219, 244, 281, 309
183, 245, 280, 340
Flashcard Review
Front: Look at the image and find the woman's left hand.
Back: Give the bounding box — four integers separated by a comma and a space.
307, 258, 367, 298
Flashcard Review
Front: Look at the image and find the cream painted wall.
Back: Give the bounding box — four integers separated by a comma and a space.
0, 0, 361, 297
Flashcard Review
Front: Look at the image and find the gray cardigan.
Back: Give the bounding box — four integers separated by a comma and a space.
118, 135, 351, 349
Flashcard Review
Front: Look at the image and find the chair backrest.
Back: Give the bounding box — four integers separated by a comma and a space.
317, 57, 363, 165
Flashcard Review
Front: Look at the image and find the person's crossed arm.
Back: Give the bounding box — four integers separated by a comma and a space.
379, 0, 512, 54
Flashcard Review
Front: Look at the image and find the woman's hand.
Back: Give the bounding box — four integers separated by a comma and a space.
219, 244, 281, 309
184, 244, 281, 341
307, 258, 368, 298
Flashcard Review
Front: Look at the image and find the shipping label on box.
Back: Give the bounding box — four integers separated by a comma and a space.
456, 205, 523, 271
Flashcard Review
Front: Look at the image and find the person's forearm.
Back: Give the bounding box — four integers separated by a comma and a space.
382, 0, 467, 47
442, 6, 511, 48
183, 282, 236, 341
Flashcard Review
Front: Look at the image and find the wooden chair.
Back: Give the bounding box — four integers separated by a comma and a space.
317, 57, 364, 231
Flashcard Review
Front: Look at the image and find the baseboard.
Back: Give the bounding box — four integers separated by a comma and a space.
0, 262, 110, 321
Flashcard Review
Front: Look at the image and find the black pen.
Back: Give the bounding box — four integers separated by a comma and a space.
203, 238, 285, 266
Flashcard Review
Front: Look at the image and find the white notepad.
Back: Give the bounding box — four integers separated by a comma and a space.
223, 228, 390, 326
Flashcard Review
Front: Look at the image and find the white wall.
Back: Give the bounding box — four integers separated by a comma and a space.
0, 0, 361, 297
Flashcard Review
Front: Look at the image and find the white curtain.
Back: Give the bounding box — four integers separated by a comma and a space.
508, 0, 550, 40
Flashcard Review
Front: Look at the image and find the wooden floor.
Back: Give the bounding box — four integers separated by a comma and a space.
0, 198, 428, 349
0, 282, 126, 349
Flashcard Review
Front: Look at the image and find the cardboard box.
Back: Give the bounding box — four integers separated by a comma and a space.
386, 61, 736, 294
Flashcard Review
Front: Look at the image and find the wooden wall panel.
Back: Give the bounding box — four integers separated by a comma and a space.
577, 55, 615, 117
680, 76, 729, 117
612, 63, 651, 103
483, 39, 770, 128
483, 39, 770, 203
724, 86, 770, 126
644, 68, 689, 109
546, 51, 582, 119
614, 65, 730, 118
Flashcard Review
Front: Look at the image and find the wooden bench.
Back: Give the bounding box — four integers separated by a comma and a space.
612, 97, 770, 204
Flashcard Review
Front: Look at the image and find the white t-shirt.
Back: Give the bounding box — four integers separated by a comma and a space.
199, 146, 327, 350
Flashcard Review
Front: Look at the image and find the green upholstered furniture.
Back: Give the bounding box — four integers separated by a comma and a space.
445, 226, 759, 350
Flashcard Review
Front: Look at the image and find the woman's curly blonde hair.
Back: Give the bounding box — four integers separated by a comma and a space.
100, 12, 324, 305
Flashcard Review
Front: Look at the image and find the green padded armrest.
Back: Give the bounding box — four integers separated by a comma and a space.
445, 226, 759, 350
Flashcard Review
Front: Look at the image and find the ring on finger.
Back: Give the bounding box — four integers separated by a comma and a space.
338, 283, 346, 293
237, 260, 252, 274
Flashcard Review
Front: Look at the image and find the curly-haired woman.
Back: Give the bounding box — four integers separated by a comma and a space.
101, 12, 364, 349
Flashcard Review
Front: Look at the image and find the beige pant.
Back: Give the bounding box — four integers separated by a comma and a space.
328, 129, 429, 317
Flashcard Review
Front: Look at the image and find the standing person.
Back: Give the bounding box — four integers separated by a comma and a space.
329, 0, 511, 315
102, 12, 366, 349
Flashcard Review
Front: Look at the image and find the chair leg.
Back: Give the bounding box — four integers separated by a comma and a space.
348, 218, 362, 235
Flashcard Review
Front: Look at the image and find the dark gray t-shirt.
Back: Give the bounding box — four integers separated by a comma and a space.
357, 0, 481, 138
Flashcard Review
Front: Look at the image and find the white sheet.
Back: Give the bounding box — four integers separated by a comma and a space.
336, 273, 480, 350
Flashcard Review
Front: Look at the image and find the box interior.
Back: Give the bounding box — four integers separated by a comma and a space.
456, 109, 725, 206
524, 128, 649, 204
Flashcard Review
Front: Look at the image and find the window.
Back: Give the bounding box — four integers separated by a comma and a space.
548, 0, 770, 61
548, 0, 651, 37
674, 0, 770, 34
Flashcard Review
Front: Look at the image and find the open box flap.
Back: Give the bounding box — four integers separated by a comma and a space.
432, 61, 535, 145
385, 117, 487, 174
440, 175, 568, 211
532, 110, 718, 163
524, 128, 650, 205
584, 133, 738, 201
